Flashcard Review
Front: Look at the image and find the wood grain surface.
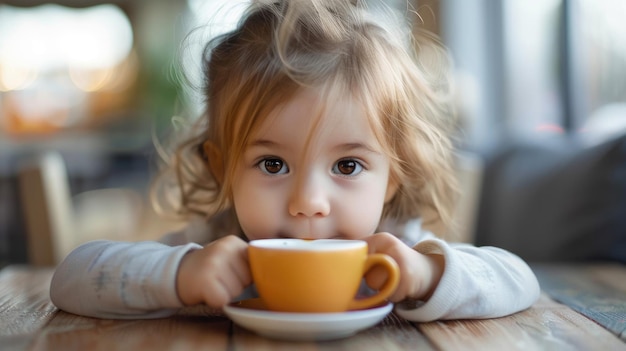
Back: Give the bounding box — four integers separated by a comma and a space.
1, 265, 625, 351
533, 262, 626, 341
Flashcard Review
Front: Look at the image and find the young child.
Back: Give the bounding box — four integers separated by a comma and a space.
50, 0, 539, 321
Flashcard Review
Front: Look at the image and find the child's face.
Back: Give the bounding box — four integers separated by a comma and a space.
231, 88, 397, 240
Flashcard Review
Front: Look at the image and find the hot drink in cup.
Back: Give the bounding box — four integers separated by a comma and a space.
248, 239, 399, 313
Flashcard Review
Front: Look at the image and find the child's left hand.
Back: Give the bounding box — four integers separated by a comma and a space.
364, 233, 444, 302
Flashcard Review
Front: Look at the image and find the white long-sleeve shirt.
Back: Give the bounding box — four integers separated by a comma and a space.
49, 218, 540, 321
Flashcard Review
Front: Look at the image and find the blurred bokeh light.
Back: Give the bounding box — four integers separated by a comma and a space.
0, 4, 135, 134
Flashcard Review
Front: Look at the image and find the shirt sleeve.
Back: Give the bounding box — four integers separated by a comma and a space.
394, 237, 540, 322
50, 240, 202, 319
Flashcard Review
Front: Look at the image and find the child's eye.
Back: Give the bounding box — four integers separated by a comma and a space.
258, 157, 289, 175
332, 159, 363, 176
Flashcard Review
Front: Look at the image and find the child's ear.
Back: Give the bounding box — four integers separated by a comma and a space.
384, 175, 399, 203
203, 141, 224, 184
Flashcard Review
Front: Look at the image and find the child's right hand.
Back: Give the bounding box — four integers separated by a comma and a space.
175, 235, 251, 308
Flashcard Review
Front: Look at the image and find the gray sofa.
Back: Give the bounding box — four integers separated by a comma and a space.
473, 134, 626, 263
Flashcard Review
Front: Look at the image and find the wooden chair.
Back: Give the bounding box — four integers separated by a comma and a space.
18, 152, 74, 266
17, 151, 146, 266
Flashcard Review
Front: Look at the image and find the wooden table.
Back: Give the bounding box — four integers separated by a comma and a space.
1, 263, 625, 351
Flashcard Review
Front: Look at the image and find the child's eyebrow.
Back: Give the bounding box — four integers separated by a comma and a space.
247, 139, 280, 148
333, 142, 382, 155
247, 139, 382, 155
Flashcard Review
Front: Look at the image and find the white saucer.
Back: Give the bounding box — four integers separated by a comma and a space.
223, 298, 393, 341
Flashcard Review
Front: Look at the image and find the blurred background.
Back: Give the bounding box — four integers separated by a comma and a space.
1, 0, 625, 266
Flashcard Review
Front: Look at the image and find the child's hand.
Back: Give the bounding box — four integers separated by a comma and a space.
176, 235, 251, 308
364, 233, 444, 302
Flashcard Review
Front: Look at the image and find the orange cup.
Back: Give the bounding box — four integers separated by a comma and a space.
248, 239, 399, 313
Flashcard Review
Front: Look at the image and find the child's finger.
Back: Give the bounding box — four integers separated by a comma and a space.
364, 265, 390, 290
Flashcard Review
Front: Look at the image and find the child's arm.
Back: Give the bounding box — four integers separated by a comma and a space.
50, 240, 201, 319
366, 232, 540, 322
403, 238, 540, 321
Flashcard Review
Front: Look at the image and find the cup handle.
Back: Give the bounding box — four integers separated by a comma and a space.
348, 254, 400, 310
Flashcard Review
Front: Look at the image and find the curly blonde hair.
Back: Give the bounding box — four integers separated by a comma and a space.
151, 0, 458, 238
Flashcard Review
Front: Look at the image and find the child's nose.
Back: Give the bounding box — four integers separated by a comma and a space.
288, 173, 330, 218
